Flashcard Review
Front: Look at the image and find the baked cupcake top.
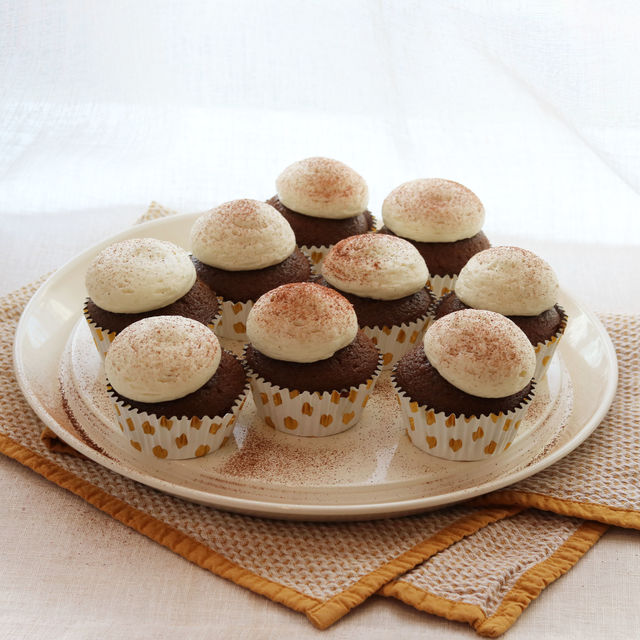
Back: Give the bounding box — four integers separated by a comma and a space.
382, 179, 484, 242
321, 234, 429, 300
424, 310, 536, 398
276, 157, 369, 219
85, 238, 196, 314
190, 199, 296, 271
105, 316, 221, 403
455, 247, 559, 316
246, 282, 358, 363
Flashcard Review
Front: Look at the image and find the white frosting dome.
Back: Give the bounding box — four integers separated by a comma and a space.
85, 238, 196, 314
276, 157, 369, 220
456, 247, 559, 316
322, 234, 429, 300
424, 310, 536, 398
105, 316, 222, 403
190, 199, 296, 271
246, 283, 358, 363
382, 178, 484, 242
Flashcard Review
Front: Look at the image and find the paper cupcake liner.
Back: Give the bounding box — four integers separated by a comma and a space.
299, 245, 332, 275
107, 379, 250, 460
244, 351, 383, 437
84, 302, 222, 359
533, 305, 568, 382
429, 274, 457, 299
361, 314, 431, 370
83, 305, 117, 360
391, 372, 536, 461
214, 298, 253, 340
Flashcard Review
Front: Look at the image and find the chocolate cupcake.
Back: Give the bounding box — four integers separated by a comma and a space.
393, 310, 536, 461
244, 283, 382, 437
105, 316, 248, 459
84, 238, 219, 358
379, 179, 490, 297
190, 199, 311, 341
267, 157, 375, 271
433, 246, 567, 381
318, 233, 434, 369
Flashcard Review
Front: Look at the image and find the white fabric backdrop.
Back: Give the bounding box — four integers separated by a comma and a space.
1, 1, 639, 638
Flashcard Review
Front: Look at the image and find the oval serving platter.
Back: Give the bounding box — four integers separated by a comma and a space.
13, 213, 618, 520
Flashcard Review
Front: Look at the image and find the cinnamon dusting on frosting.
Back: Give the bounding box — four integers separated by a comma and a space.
322, 233, 429, 300
190, 199, 295, 271
246, 282, 358, 363
424, 309, 536, 398
382, 178, 484, 242
455, 246, 559, 316
276, 157, 369, 219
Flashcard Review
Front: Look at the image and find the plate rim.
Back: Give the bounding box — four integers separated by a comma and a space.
13, 213, 619, 519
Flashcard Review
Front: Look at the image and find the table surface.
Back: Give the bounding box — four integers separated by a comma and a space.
2, 2, 640, 638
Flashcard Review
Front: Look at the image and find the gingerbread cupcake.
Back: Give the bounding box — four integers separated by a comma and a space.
267, 157, 375, 271
393, 309, 536, 461
432, 247, 567, 381
380, 178, 490, 297
105, 316, 248, 459
244, 283, 382, 437
190, 199, 311, 340
84, 238, 219, 358
317, 233, 434, 369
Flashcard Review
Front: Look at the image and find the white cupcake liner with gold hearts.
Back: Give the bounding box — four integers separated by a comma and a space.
244, 355, 383, 437
106, 381, 249, 460
299, 245, 332, 275
429, 274, 457, 299
533, 305, 568, 382
83, 305, 117, 360
391, 373, 536, 461
214, 298, 253, 340
362, 314, 431, 370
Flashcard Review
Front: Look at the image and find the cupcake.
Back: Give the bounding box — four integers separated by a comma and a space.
190, 199, 311, 340
432, 246, 567, 381
84, 238, 219, 358
267, 157, 375, 271
317, 233, 434, 369
379, 178, 490, 297
105, 316, 248, 459
244, 282, 382, 437
393, 310, 537, 461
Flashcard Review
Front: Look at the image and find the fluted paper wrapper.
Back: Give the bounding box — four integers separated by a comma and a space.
362, 314, 431, 370
107, 383, 249, 460
391, 374, 535, 461
245, 356, 383, 437
299, 244, 332, 275
215, 298, 253, 340
533, 306, 568, 381
83, 305, 117, 359
429, 274, 457, 299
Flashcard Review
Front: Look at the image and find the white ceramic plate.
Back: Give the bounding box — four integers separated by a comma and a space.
13, 214, 618, 520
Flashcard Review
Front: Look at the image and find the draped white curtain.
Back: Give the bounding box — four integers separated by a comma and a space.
2, 1, 639, 245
